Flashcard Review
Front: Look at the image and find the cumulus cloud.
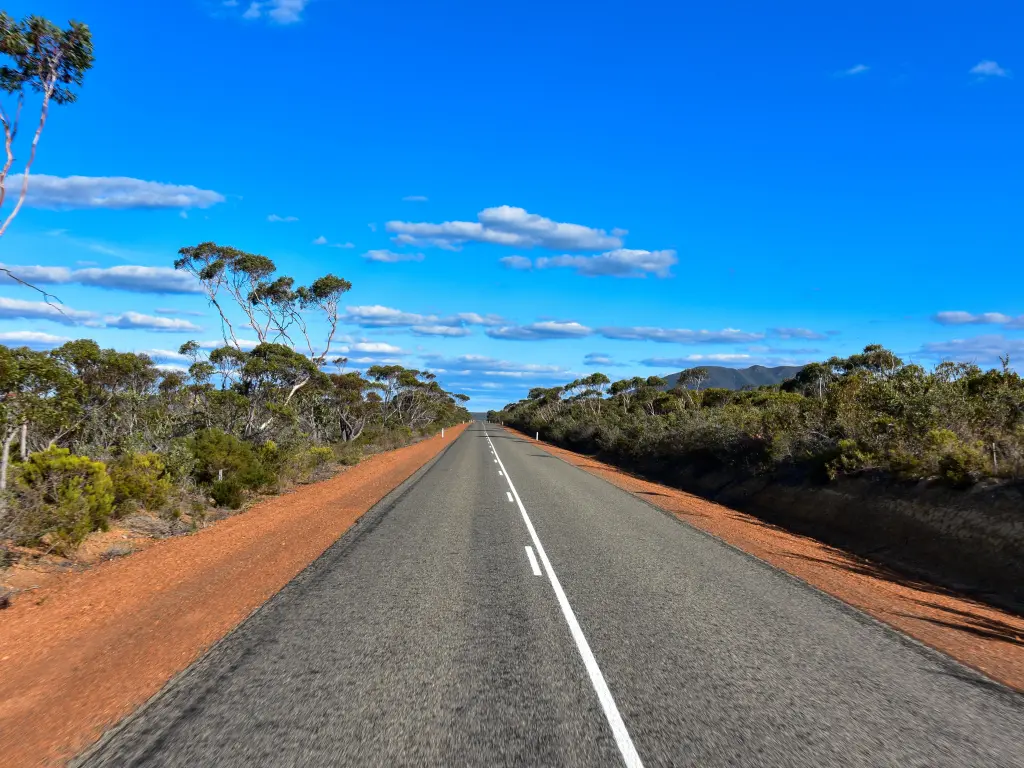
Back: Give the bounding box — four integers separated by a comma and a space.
19, 175, 224, 210
933, 311, 1024, 329
421, 354, 568, 377
0, 297, 98, 326
771, 327, 828, 340
362, 249, 425, 263
0, 330, 72, 349
387, 206, 624, 251
920, 335, 1024, 362
411, 325, 472, 337
198, 338, 260, 351
0, 263, 202, 294
970, 60, 1010, 78
267, 214, 299, 222
104, 312, 203, 332
532, 249, 678, 278
241, 0, 308, 23
641, 354, 754, 366
583, 353, 622, 367
486, 321, 593, 341
598, 326, 764, 344
337, 342, 405, 357
343, 305, 504, 336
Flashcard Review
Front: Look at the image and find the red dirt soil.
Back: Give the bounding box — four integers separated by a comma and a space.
513, 428, 1024, 692
0, 424, 466, 768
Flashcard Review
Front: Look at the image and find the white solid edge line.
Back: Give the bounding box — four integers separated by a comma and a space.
506, 491, 514, 502
485, 433, 644, 768
525, 545, 542, 576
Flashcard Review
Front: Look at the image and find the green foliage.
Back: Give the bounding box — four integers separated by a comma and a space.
498, 346, 1024, 489
187, 428, 272, 491
109, 452, 173, 515
0, 13, 94, 104
209, 478, 244, 509
10, 447, 113, 554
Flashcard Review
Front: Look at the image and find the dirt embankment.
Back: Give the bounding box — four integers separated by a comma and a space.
0, 424, 466, 768
509, 427, 1024, 692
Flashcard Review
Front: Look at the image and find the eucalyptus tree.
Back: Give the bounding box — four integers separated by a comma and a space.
0, 13, 93, 291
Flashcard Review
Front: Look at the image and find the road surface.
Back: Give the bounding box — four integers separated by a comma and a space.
79, 422, 1024, 766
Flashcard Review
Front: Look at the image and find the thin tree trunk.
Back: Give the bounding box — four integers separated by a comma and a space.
1, 429, 17, 491
19, 422, 26, 460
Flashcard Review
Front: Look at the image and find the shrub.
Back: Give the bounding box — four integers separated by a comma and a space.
187, 428, 273, 490
109, 452, 173, 515
10, 447, 114, 554
210, 478, 244, 509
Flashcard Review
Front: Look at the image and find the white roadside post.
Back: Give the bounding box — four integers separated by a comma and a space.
535, 432, 539, 441
442, 427, 445, 438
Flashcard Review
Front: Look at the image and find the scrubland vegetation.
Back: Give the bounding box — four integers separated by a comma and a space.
493, 345, 1024, 489
0, 244, 469, 557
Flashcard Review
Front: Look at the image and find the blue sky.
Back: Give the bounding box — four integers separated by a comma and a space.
0, 0, 1021, 410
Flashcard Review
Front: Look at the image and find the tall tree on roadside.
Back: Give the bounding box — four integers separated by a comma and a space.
0, 13, 93, 290
175, 243, 352, 434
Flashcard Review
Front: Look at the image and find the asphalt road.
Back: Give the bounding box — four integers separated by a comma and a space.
79, 422, 1024, 767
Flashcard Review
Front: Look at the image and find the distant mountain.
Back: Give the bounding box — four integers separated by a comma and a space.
660, 365, 804, 391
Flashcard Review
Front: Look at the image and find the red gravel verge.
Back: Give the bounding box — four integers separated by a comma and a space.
510, 427, 1024, 692
0, 424, 466, 768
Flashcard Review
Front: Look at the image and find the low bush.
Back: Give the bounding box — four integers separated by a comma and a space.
8, 447, 114, 555
109, 452, 173, 516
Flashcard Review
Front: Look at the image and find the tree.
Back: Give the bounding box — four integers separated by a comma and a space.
0, 14, 93, 292
175, 243, 352, 432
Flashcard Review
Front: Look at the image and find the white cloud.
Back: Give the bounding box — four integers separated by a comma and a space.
641, 354, 754, 366
533, 248, 678, 278
421, 353, 568, 376
268, 214, 299, 222
0, 330, 71, 349
920, 335, 1024, 359
105, 312, 203, 332
932, 311, 1024, 329
337, 342, 405, 355
139, 348, 192, 364
0, 297, 98, 326
363, 249, 425, 263
583, 353, 622, 367
0, 263, 202, 294
387, 206, 624, 251
314, 236, 354, 248
970, 60, 1010, 78
199, 338, 260, 351
486, 321, 593, 341
771, 327, 828, 340
240, 0, 308, 23
402, 195, 428, 202
837, 64, 869, 76
19, 175, 224, 210
500, 255, 533, 270
154, 307, 205, 317
599, 326, 765, 344
411, 325, 472, 337
343, 305, 504, 335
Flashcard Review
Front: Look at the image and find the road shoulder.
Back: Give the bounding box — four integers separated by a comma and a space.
0, 424, 468, 768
